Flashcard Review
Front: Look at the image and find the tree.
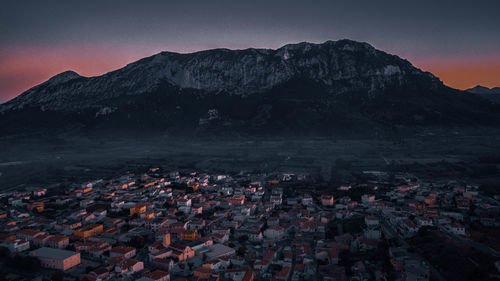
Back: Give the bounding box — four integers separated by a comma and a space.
237, 235, 249, 243
0, 246, 10, 261
51, 270, 64, 281
237, 246, 247, 257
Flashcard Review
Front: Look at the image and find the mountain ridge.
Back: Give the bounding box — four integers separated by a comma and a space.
1, 39, 442, 111
0, 39, 498, 137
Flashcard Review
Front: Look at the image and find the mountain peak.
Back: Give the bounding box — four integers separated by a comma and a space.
46, 70, 81, 85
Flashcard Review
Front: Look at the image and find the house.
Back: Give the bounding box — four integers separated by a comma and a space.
207, 232, 229, 243
270, 195, 283, 205
364, 216, 379, 227
334, 233, 353, 245
177, 198, 192, 207
73, 224, 103, 239
361, 194, 375, 204
181, 230, 198, 241
264, 226, 285, 240
203, 257, 230, 271
302, 195, 313, 206
140, 269, 170, 281
450, 223, 466, 236
46, 235, 69, 249
130, 203, 147, 215
32, 234, 52, 247
254, 259, 270, 271
149, 248, 173, 261
115, 258, 144, 275
225, 269, 253, 281
110, 246, 136, 258
85, 267, 111, 280
145, 218, 170, 232
338, 185, 351, 191
169, 243, 195, 261
151, 258, 175, 272
194, 267, 215, 279
415, 217, 433, 227
399, 219, 419, 237
364, 228, 381, 240
248, 230, 263, 242
27, 202, 44, 212
30, 247, 80, 270
189, 219, 206, 230
149, 241, 168, 254
17, 229, 45, 241
267, 217, 279, 226
321, 195, 334, 206
315, 248, 339, 264
2, 239, 30, 252
274, 266, 291, 280
228, 195, 245, 206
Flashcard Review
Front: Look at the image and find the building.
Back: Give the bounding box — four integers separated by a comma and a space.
140, 269, 170, 281
73, 224, 103, 239
17, 229, 45, 241
194, 267, 215, 279
130, 203, 147, 216
361, 195, 375, 204
169, 243, 195, 261
228, 195, 245, 206
321, 195, 334, 206
177, 198, 192, 207
181, 230, 198, 241
46, 235, 69, 249
364, 216, 379, 227
302, 195, 313, 206
450, 223, 466, 236
2, 239, 30, 252
30, 247, 80, 270
205, 243, 236, 261
115, 259, 144, 275
110, 246, 136, 258
264, 226, 285, 241
27, 202, 44, 212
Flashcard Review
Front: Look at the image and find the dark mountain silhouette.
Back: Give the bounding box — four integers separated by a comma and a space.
1, 39, 499, 137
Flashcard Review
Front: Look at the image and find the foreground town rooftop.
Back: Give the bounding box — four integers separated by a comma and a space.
0, 166, 499, 281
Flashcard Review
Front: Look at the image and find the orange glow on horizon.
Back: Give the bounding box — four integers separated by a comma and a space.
413, 55, 500, 90
1, 45, 500, 103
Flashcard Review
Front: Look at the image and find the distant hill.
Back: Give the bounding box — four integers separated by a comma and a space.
1, 39, 499, 138
466, 85, 500, 94
466, 85, 500, 105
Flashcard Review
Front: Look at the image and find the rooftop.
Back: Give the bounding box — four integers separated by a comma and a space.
30, 247, 78, 260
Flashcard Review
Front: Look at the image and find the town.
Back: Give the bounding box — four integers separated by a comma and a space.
0, 166, 499, 281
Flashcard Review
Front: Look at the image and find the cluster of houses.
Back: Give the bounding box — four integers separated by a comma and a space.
0, 168, 499, 281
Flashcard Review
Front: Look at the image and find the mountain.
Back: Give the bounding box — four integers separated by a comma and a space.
1, 39, 499, 137
466, 85, 500, 94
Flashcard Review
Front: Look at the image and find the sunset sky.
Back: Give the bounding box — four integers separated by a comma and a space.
1, 0, 499, 103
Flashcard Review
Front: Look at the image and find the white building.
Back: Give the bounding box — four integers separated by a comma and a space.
264, 226, 285, 241
2, 239, 30, 252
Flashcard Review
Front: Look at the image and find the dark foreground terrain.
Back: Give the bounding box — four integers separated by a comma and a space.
2, 128, 500, 192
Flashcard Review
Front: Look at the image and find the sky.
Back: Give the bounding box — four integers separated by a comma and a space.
1, 0, 500, 103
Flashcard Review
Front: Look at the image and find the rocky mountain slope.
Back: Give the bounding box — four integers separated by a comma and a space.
1, 40, 499, 137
